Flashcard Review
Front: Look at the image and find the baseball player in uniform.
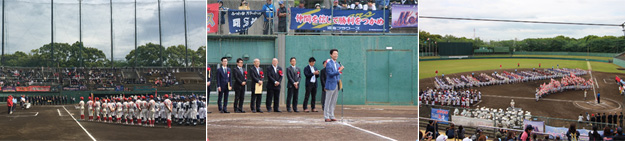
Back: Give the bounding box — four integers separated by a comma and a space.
123, 98, 130, 124
198, 97, 207, 124
159, 98, 166, 124
172, 97, 178, 122
148, 95, 156, 127
128, 97, 136, 125
183, 97, 191, 125
87, 97, 93, 121
123, 98, 129, 124
140, 96, 148, 126
95, 98, 101, 122
102, 99, 108, 123
108, 99, 115, 123
78, 97, 85, 121
164, 94, 173, 128
177, 96, 186, 125
190, 96, 198, 126
116, 98, 123, 124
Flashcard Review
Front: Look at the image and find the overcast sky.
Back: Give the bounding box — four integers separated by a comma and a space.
419, 0, 625, 41
1, 0, 204, 60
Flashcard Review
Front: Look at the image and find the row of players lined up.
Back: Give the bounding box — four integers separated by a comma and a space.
76, 94, 206, 128
419, 88, 482, 108
434, 68, 588, 90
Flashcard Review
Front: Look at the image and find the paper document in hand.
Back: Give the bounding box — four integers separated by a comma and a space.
255, 83, 263, 94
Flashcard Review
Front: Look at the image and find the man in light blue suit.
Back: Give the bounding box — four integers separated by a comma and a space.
324, 49, 344, 122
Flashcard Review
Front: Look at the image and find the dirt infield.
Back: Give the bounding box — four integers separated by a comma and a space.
0, 105, 204, 140
207, 105, 418, 141
419, 68, 625, 120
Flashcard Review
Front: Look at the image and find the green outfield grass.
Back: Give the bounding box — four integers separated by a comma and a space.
512, 55, 613, 61
419, 59, 625, 79
419, 55, 613, 61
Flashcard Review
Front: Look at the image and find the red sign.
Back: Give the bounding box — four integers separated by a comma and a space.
207, 3, 220, 33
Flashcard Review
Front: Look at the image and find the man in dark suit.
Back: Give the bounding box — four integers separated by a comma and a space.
266, 58, 283, 112
603, 113, 607, 128
303, 57, 320, 112
206, 65, 212, 114
286, 57, 301, 113
249, 58, 264, 113
609, 113, 613, 127
233, 58, 247, 113
320, 60, 327, 110
216, 57, 232, 113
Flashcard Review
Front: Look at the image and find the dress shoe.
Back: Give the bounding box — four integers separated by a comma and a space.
240, 111, 246, 113
223, 111, 230, 113
274, 110, 282, 113
331, 119, 337, 121
207, 111, 212, 114
312, 109, 319, 112
220, 111, 224, 113
257, 110, 263, 113
287, 109, 292, 113
294, 110, 300, 113
252, 110, 256, 113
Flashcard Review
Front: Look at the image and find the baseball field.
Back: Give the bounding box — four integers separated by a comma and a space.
419, 58, 623, 79
0, 105, 205, 140
207, 105, 418, 141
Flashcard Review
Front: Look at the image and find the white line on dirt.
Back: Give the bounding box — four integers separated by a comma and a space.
63, 106, 96, 141
57, 109, 62, 116
341, 122, 397, 141
588, 61, 597, 101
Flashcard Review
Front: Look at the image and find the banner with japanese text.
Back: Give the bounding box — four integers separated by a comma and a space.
227, 10, 264, 34
290, 8, 390, 31
207, 3, 220, 33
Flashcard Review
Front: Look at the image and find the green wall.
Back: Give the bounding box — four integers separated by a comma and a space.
206, 35, 417, 105
207, 35, 277, 64
285, 35, 418, 105
514, 51, 617, 57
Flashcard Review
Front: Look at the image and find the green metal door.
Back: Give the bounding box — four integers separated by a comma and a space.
366, 51, 390, 104
389, 50, 413, 105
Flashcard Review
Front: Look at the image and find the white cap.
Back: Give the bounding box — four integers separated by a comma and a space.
435, 134, 448, 141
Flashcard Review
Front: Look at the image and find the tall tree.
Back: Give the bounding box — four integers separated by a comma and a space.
125, 43, 166, 67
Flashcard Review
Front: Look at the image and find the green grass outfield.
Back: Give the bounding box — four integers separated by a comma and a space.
419, 55, 613, 61
419, 58, 624, 79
